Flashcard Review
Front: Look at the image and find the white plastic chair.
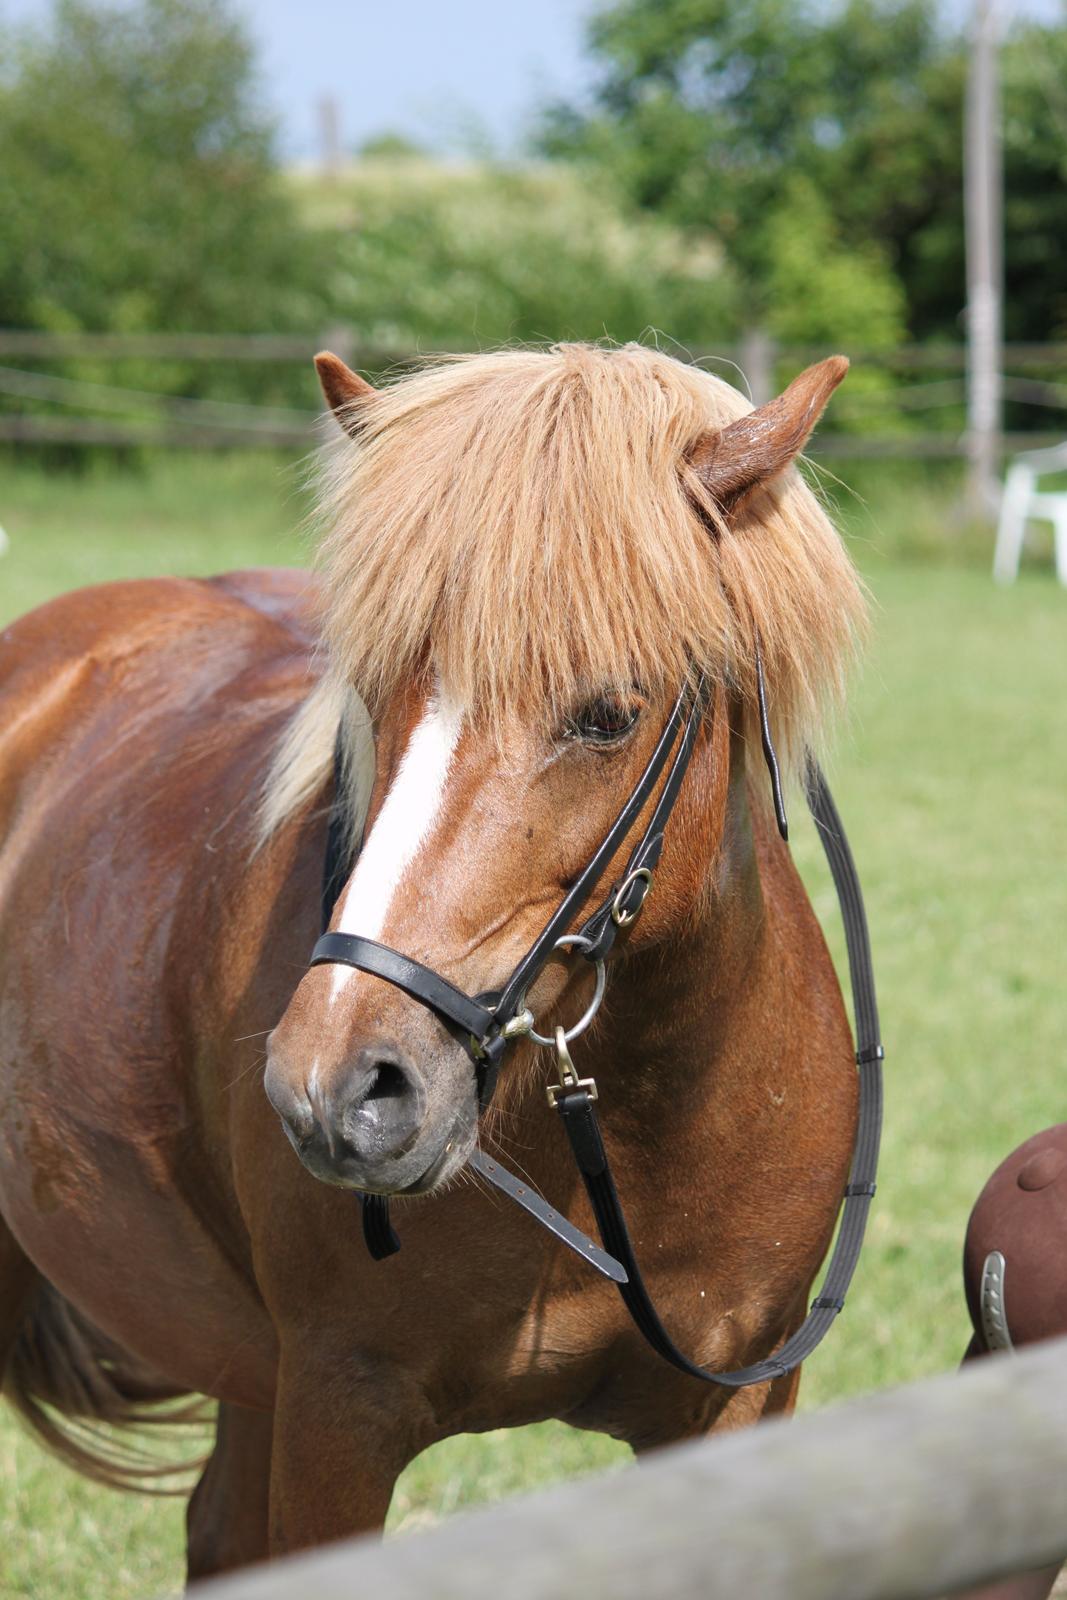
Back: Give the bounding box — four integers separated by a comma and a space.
993, 442, 1067, 586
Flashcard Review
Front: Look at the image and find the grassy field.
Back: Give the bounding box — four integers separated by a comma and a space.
0, 452, 1064, 1597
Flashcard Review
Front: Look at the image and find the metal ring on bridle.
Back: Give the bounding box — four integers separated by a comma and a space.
611, 866, 653, 928
517, 933, 607, 1048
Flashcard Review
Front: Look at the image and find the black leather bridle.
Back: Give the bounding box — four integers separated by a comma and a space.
308, 658, 884, 1388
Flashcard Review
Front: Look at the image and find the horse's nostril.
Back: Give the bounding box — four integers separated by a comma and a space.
341, 1050, 422, 1161
360, 1060, 408, 1106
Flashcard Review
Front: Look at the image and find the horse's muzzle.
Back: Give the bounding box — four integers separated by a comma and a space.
265, 1038, 470, 1194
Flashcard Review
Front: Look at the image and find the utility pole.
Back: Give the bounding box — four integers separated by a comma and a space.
964, 0, 1003, 515
318, 95, 342, 182
740, 327, 775, 407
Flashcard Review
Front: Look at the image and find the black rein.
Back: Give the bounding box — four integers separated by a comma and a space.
308, 672, 884, 1389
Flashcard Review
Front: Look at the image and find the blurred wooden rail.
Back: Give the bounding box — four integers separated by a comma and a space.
189, 1337, 1067, 1600
0, 415, 315, 449
3, 330, 1067, 457
3, 414, 1064, 458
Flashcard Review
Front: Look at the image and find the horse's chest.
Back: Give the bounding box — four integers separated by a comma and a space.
418, 1263, 741, 1449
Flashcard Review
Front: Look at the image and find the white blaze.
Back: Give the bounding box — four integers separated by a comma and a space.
330, 693, 463, 998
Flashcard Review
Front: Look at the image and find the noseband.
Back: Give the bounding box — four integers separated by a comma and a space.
308, 658, 884, 1389
314, 676, 704, 1091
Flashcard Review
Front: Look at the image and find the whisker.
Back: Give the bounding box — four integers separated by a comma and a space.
222, 1052, 267, 1093
477, 1134, 549, 1205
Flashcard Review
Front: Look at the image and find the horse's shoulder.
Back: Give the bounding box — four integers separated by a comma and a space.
3, 569, 318, 663
203, 568, 321, 649
0, 572, 320, 795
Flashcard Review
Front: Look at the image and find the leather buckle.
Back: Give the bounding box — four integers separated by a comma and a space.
545, 1027, 597, 1108
611, 867, 653, 928
546, 1077, 598, 1109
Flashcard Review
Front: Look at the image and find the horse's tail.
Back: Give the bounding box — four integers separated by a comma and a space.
3, 1279, 211, 1494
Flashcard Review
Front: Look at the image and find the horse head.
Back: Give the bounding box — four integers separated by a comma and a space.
264, 344, 858, 1196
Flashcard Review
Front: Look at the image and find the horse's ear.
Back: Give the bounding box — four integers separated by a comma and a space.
689, 355, 848, 513
314, 352, 376, 438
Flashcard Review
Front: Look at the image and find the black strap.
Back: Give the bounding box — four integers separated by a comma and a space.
311, 933, 496, 1040
491, 680, 703, 1028
577, 679, 706, 962
361, 1193, 402, 1260
312, 680, 704, 1062
754, 638, 789, 842
318, 741, 404, 1261
551, 758, 882, 1387
321, 729, 354, 932
468, 1150, 627, 1282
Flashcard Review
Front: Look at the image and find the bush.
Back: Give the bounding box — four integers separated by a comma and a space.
300, 156, 738, 353
0, 0, 315, 340
0, 0, 322, 432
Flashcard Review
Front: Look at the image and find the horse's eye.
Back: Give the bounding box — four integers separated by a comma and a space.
566, 697, 640, 745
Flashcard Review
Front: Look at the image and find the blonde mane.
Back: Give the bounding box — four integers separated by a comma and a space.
259, 343, 864, 843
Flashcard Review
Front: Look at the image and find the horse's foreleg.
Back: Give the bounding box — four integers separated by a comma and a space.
186, 1402, 274, 1581
0, 1213, 38, 1369
626, 1359, 803, 1458
753, 1361, 802, 1419
268, 1344, 426, 1556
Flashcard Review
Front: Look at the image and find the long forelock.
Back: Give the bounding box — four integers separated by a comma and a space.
259, 343, 865, 844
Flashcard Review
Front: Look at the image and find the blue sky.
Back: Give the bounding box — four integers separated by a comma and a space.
4, 0, 1064, 160
2, 0, 601, 158
245, 0, 600, 158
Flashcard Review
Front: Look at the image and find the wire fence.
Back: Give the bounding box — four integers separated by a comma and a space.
2, 331, 1066, 457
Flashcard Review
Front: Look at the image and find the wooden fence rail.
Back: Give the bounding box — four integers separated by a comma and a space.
0, 415, 314, 449
189, 1336, 1067, 1600
3, 330, 1066, 457
5, 414, 1065, 458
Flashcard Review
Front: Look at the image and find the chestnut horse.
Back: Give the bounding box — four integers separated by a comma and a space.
0, 344, 864, 1579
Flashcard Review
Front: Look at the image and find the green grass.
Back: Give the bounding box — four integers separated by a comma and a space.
0, 452, 310, 622
1, 452, 1065, 1597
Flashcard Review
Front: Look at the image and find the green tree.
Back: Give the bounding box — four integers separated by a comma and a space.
0, 0, 318, 344
999, 21, 1067, 340
540, 0, 937, 309
308, 156, 738, 352
539, 0, 1067, 343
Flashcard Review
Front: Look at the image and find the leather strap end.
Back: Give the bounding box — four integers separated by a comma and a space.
360, 1193, 401, 1259
554, 1089, 609, 1177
